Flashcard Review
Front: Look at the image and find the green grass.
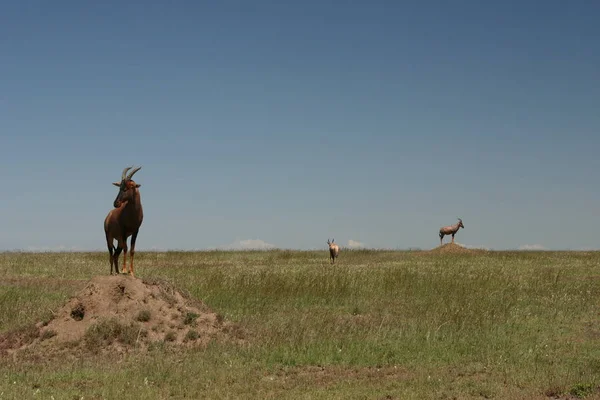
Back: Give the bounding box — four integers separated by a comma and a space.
83, 318, 141, 350
135, 309, 151, 322
1, 250, 600, 399
183, 311, 199, 325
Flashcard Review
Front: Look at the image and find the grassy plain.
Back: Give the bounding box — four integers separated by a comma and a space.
1, 249, 600, 399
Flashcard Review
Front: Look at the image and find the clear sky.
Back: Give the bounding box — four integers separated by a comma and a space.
1, 1, 599, 251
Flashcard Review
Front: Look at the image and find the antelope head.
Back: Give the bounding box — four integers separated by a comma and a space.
113, 166, 142, 208
327, 238, 335, 248
458, 218, 464, 229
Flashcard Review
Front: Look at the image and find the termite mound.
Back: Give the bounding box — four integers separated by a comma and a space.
1, 275, 244, 359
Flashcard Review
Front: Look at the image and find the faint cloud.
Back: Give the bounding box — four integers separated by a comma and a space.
518, 244, 548, 251
24, 245, 83, 252
145, 246, 168, 252
347, 240, 366, 249
218, 239, 276, 250
455, 242, 491, 250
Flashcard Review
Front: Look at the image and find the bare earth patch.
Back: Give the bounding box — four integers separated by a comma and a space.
1, 275, 243, 359
429, 243, 483, 255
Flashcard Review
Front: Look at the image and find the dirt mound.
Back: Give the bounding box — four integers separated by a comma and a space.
429, 243, 481, 254
1, 275, 243, 358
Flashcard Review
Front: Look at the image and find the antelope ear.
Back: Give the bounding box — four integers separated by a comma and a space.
135, 184, 141, 188
113, 182, 120, 187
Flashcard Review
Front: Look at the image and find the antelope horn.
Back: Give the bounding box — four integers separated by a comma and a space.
126, 166, 142, 180
121, 166, 133, 181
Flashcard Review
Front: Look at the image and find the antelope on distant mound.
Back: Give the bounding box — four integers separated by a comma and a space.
327, 238, 340, 264
439, 218, 464, 245
104, 166, 144, 277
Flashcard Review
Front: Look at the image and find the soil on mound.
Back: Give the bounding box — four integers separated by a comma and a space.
429, 243, 482, 254
0, 275, 243, 359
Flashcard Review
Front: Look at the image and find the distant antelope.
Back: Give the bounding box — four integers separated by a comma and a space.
439, 218, 464, 245
104, 166, 144, 277
327, 238, 340, 264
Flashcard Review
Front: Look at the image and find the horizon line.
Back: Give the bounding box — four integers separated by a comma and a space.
1, 247, 598, 253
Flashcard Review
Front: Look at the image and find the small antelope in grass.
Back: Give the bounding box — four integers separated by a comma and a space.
327, 238, 340, 264
104, 166, 144, 277
439, 218, 464, 245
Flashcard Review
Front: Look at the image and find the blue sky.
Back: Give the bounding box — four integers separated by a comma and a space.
1, 1, 599, 251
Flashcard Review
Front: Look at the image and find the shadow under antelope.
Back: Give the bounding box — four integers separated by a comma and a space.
104, 166, 144, 277
327, 238, 340, 264
438, 218, 464, 245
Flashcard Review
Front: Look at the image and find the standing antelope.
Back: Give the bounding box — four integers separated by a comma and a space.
327, 238, 340, 264
439, 218, 464, 245
104, 166, 144, 277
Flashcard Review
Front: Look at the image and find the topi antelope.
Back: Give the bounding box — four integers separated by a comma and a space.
327, 238, 340, 264
104, 166, 144, 277
439, 218, 464, 245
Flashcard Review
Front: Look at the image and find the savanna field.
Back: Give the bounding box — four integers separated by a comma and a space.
1, 247, 600, 399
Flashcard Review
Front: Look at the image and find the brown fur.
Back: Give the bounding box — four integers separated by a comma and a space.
327, 239, 340, 264
104, 167, 144, 277
439, 218, 464, 245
